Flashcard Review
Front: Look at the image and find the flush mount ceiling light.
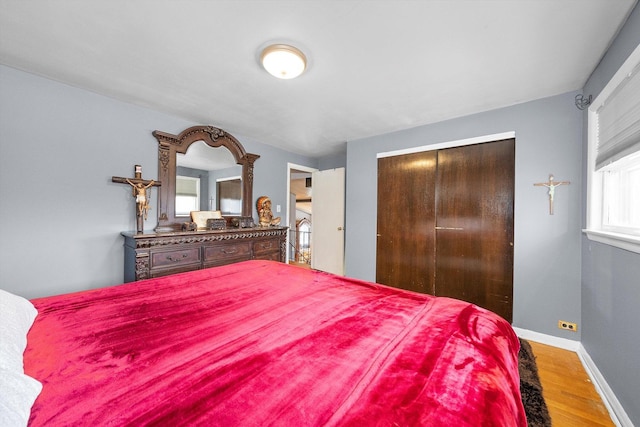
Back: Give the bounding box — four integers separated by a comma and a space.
261, 44, 307, 79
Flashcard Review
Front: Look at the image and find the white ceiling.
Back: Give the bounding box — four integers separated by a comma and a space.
0, 1, 636, 158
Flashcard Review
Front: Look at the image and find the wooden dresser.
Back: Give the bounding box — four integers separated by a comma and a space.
122, 227, 287, 282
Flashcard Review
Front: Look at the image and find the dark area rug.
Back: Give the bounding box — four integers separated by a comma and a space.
519, 338, 552, 427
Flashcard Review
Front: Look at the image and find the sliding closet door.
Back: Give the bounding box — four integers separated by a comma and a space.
376, 151, 436, 294
375, 138, 515, 322
435, 139, 515, 322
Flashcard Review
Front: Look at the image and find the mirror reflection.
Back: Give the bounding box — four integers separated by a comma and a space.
176, 141, 242, 217
216, 177, 242, 215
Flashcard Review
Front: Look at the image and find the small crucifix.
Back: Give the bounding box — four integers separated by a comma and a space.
112, 165, 161, 233
534, 174, 570, 215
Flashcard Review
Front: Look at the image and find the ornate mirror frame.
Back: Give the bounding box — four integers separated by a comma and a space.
153, 125, 260, 232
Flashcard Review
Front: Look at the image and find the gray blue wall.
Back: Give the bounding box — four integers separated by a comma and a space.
345, 92, 584, 340
0, 65, 317, 299
581, 4, 640, 423
317, 150, 346, 170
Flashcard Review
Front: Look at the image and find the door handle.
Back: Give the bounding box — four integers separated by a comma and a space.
337, 227, 343, 231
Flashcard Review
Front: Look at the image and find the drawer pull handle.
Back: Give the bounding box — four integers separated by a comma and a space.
166, 253, 189, 262
222, 248, 238, 254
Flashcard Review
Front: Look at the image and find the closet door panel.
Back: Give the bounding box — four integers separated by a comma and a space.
434, 139, 515, 322
376, 151, 436, 294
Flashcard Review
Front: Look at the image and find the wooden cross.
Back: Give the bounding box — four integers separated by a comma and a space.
534, 174, 570, 215
112, 165, 161, 233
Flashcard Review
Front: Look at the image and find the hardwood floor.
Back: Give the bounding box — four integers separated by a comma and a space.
288, 261, 311, 269
529, 340, 615, 426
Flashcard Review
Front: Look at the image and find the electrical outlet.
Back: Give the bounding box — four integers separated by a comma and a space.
558, 320, 578, 332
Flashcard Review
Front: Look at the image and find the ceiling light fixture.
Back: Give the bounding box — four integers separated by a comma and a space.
261, 44, 307, 79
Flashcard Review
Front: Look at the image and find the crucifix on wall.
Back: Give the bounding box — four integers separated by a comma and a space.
112, 165, 161, 233
534, 174, 570, 215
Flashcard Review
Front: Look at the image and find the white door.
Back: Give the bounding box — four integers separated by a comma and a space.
311, 168, 345, 275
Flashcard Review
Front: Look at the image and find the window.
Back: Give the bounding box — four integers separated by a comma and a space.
585, 43, 640, 254
176, 176, 200, 217
602, 152, 640, 232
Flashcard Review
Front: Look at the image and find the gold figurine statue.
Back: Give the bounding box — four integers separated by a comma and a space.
256, 196, 281, 226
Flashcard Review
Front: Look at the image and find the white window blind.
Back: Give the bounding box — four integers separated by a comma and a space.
585, 43, 640, 254
596, 62, 640, 170
176, 176, 199, 196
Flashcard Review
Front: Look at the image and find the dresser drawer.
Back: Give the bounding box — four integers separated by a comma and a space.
150, 264, 202, 279
253, 250, 282, 262
150, 247, 201, 269
253, 239, 280, 256
204, 242, 251, 262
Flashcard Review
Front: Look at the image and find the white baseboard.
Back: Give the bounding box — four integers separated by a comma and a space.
513, 327, 632, 427
512, 327, 580, 351
577, 344, 634, 427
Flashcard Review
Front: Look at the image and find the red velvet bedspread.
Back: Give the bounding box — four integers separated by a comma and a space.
24, 260, 526, 426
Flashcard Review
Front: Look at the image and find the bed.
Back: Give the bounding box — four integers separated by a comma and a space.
6, 260, 526, 426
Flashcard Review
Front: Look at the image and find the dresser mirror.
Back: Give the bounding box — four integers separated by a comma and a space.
153, 125, 260, 232
176, 141, 242, 217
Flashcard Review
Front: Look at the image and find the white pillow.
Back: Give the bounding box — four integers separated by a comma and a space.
0, 369, 42, 427
0, 289, 42, 426
0, 289, 38, 372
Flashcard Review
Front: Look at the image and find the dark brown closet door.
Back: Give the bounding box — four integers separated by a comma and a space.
376, 151, 437, 294
435, 139, 514, 322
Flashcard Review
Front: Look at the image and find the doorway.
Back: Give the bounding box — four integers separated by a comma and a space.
287, 164, 316, 267
376, 138, 515, 322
